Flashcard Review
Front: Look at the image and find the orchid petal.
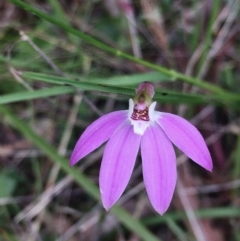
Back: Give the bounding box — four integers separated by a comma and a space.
157, 113, 213, 171
70, 111, 127, 166
100, 122, 141, 210
141, 123, 177, 215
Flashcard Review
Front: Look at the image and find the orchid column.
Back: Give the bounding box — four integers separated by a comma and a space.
70, 82, 212, 215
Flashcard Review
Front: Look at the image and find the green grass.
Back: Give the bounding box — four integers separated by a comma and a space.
1, 0, 240, 240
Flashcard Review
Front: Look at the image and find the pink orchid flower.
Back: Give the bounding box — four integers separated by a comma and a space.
70, 82, 212, 215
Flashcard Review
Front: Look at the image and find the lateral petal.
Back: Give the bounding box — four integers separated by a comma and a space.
70, 110, 127, 166
100, 122, 141, 210
141, 124, 177, 215
157, 113, 213, 171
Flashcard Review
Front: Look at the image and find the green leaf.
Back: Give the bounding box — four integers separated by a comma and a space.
0, 86, 76, 104
21, 71, 240, 106
87, 72, 171, 86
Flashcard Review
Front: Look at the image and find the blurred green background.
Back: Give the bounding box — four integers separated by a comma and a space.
1, 0, 240, 240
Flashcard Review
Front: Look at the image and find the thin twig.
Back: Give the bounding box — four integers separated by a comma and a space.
177, 179, 207, 241
9, 66, 34, 91
119, 0, 142, 58
185, 178, 240, 195
19, 30, 64, 76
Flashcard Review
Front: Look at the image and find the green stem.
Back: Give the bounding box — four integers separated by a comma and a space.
144, 207, 240, 226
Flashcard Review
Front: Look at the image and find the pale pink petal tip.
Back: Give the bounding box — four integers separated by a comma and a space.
100, 122, 141, 209
157, 113, 213, 172
70, 110, 127, 166
136, 82, 155, 98
102, 200, 111, 211
103, 205, 110, 211
100, 188, 111, 211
